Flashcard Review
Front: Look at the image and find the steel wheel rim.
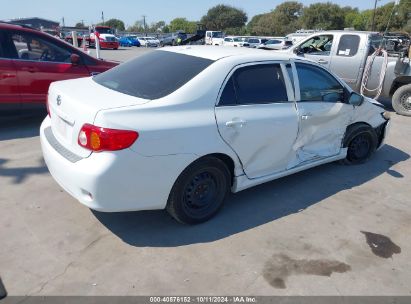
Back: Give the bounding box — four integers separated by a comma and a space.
348, 133, 371, 160
182, 169, 223, 219
400, 93, 411, 111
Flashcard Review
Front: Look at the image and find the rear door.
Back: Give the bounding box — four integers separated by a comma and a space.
0, 30, 19, 107
292, 61, 353, 165
215, 62, 299, 179
329, 34, 364, 89
11, 31, 90, 104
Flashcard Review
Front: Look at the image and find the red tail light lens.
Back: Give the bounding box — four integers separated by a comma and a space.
78, 124, 138, 152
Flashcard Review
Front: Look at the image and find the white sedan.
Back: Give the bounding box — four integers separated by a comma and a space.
40, 46, 390, 224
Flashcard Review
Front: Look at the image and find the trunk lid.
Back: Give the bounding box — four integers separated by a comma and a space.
48, 77, 149, 158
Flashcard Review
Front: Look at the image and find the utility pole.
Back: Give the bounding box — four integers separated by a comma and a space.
142, 15, 146, 35
371, 0, 378, 31
62, 17, 65, 27
101, 11, 104, 25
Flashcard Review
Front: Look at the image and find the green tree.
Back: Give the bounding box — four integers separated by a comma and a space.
247, 13, 266, 35
75, 21, 86, 28
127, 21, 144, 32
201, 4, 247, 31
98, 18, 125, 31
169, 18, 197, 33
248, 1, 303, 36
302, 2, 346, 30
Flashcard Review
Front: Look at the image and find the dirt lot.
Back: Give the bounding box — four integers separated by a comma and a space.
0, 47, 410, 296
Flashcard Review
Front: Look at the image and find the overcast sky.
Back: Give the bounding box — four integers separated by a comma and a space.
1, 0, 394, 27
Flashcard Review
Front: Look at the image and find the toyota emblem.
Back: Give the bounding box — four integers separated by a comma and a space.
56, 95, 62, 106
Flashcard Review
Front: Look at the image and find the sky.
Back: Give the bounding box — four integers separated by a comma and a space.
1, 0, 395, 28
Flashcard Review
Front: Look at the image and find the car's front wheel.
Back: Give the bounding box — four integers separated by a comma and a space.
343, 124, 378, 164
166, 157, 231, 224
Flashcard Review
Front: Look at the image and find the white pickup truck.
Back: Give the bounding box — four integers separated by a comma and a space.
284, 30, 411, 116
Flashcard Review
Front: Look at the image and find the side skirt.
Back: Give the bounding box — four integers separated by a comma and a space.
232, 148, 347, 192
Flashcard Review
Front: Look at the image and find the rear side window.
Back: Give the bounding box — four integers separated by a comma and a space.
219, 64, 288, 106
337, 35, 360, 57
94, 51, 213, 100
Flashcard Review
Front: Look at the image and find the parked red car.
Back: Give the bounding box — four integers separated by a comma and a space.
0, 22, 118, 112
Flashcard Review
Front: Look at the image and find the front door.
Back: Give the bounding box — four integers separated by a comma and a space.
10, 31, 90, 104
292, 62, 353, 165
0, 30, 19, 107
297, 34, 334, 69
215, 62, 299, 179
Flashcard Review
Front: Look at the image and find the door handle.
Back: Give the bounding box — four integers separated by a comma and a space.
226, 120, 247, 128
301, 114, 312, 120
21, 67, 37, 73
317, 59, 328, 64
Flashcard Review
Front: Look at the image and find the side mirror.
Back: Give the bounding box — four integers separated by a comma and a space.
348, 92, 364, 106
70, 53, 81, 66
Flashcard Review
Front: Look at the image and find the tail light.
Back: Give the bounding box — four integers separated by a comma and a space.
78, 124, 138, 152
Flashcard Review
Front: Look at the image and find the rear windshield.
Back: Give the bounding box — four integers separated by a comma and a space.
94, 51, 214, 100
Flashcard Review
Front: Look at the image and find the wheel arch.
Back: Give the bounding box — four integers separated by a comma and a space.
390, 76, 411, 96
342, 122, 373, 148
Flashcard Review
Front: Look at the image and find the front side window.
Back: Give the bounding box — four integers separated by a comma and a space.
11, 33, 71, 63
296, 63, 344, 102
94, 51, 213, 100
219, 64, 288, 106
337, 35, 360, 57
300, 35, 333, 56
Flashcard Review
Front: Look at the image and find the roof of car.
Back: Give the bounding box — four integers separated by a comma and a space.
159, 45, 296, 61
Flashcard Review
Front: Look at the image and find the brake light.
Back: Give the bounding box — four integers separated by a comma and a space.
78, 124, 138, 152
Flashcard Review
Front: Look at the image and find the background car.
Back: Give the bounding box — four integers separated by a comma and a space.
258, 39, 293, 50
246, 38, 268, 48
119, 36, 141, 47
138, 37, 160, 47
223, 36, 240, 47
0, 22, 118, 112
40, 47, 390, 225
160, 32, 187, 46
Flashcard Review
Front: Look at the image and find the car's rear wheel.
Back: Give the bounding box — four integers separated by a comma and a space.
166, 157, 230, 224
392, 84, 411, 117
343, 125, 378, 165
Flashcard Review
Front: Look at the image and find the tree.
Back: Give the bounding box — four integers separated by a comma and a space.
201, 4, 247, 31
75, 21, 86, 28
248, 1, 303, 36
247, 13, 266, 35
301, 2, 346, 30
169, 18, 197, 33
127, 21, 145, 32
99, 18, 125, 31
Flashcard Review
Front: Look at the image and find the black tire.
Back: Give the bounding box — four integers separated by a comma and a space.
392, 83, 411, 116
166, 157, 231, 224
342, 124, 378, 165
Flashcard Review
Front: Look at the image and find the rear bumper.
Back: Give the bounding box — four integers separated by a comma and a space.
40, 117, 196, 212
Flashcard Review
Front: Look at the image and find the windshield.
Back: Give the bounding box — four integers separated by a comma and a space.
94, 51, 214, 100
212, 32, 223, 38
233, 38, 240, 42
